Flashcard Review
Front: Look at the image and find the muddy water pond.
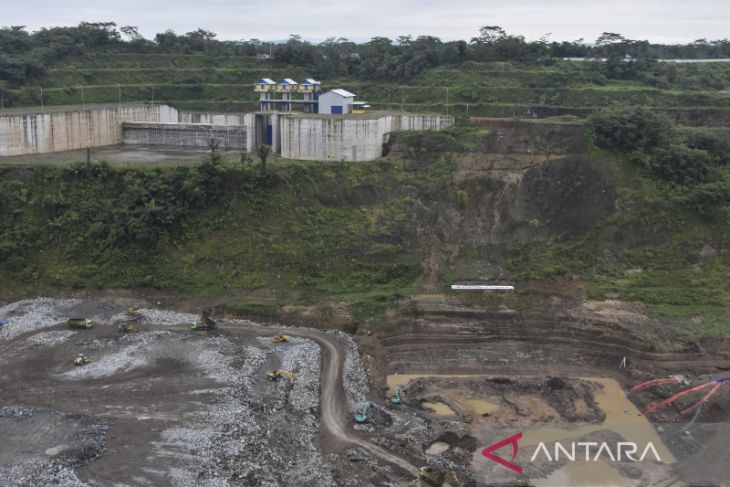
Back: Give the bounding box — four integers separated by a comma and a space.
386, 374, 674, 486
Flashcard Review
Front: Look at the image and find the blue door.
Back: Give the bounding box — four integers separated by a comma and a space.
331, 105, 343, 114
266, 124, 273, 145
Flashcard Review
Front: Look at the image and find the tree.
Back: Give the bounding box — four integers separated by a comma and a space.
256, 145, 271, 175
207, 138, 221, 164
473, 26, 506, 44
120, 26, 142, 42
589, 106, 674, 153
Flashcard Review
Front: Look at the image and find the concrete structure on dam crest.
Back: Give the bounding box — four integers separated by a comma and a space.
0, 105, 453, 162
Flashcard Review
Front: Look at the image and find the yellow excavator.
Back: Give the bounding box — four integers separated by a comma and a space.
265, 369, 296, 384
272, 334, 290, 343
74, 354, 90, 366
118, 307, 141, 333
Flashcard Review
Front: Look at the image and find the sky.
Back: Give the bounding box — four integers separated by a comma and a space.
2, 0, 729, 44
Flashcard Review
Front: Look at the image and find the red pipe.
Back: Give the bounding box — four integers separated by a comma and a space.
628, 376, 683, 396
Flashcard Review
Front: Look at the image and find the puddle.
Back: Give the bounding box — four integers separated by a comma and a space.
537, 460, 640, 486
523, 377, 675, 463
387, 374, 484, 394
386, 374, 674, 486
425, 441, 450, 455
422, 401, 456, 416
464, 399, 500, 416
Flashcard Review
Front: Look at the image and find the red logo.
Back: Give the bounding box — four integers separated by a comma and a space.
481, 432, 523, 473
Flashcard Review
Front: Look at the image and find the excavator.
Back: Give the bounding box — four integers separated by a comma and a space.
191, 308, 217, 331
265, 369, 296, 384
272, 334, 290, 343
354, 401, 374, 423
390, 386, 402, 405
67, 318, 93, 329
118, 307, 142, 333
74, 354, 90, 366
418, 467, 441, 486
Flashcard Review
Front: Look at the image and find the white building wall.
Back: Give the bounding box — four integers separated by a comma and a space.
317, 92, 353, 115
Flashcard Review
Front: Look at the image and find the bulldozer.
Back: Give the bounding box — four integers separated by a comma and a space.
354, 401, 374, 424
74, 354, 90, 366
265, 369, 296, 384
191, 308, 217, 331
418, 467, 441, 486
272, 334, 290, 343
67, 318, 93, 329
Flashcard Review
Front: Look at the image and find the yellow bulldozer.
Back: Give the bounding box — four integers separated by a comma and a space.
272, 334, 290, 343
265, 369, 296, 384
74, 354, 90, 366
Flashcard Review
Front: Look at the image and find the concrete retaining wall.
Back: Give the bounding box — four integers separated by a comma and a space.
123, 123, 246, 150
0, 105, 244, 156
279, 114, 454, 162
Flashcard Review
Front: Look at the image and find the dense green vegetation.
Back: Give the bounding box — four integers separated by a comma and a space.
0, 152, 455, 318
2, 23, 730, 128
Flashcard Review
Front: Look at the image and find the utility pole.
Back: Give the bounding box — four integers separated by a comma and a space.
401, 86, 404, 113
40, 87, 44, 113
81, 85, 85, 111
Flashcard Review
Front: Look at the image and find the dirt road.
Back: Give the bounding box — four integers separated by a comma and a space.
287, 327, 419, 475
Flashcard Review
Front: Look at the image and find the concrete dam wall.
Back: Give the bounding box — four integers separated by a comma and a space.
0, 105, 244, 157
123, 123, 246, 150
1, 104, 451, 161
279, 114, 454, 162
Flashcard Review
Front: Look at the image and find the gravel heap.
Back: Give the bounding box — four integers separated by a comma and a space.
61, 330, 177, 379
154, 330, 337, 486
0, 406, 107, 487
0, 298, 80, 341
25, 330, 76, 348
328, 330, 371, 412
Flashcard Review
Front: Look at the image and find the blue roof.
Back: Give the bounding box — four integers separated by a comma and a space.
256, 78, 276, 85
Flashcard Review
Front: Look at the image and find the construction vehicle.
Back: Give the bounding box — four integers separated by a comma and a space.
272, 334, 290, 343
191, 308, 217, 331
118, 307, 142, 333
354, 401, 374, 423
390, 386, 402, 405
118, 321, 138, 333
418, 467, 441, 486
74, 354, 90, 366
265, 369, 296, 384
67, 318, 93, 329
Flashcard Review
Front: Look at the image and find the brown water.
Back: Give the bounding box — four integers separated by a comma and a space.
386, 374, 674, 485
464, 399, 501, 416
422, 401, 456, 416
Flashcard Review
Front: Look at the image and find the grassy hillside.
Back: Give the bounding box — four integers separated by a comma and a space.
1, 121, 729, 338
3, 53, 730, 126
